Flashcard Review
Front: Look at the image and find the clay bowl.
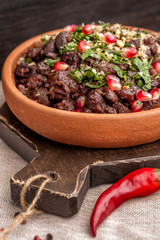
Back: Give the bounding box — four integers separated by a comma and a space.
2, 27, 160, 148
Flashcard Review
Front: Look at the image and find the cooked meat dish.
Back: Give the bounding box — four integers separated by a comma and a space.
14, 22, 160, 113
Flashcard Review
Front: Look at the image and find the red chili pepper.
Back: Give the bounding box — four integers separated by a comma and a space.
90, 168, 160, 237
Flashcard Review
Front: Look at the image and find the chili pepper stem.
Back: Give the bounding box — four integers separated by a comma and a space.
155, 168, 160, 183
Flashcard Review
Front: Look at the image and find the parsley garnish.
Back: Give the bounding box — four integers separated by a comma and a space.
110, 51, 128, 64
124, 42, 130, 47
70, 70, 83, 83
59, 42, 78, 55
112, 65, 125, 78
133, 72, 142, 80
133, 29, 141, 38
70, 67, 105, 88
148, 56, 154, 69
113, 65, 130, 81
26, 58, 32, 63
82, 49, 100, 61
99, 50, 128, 64
142, 30, 148, 34
131, 57, 151, 91
44, 58, 60, 67
123, 82, 132, 87
71, 27, 93, 42
155, 74, 160, 79
85, 82, 106, 88
129, 65, 138, 71
137, 79, 144, 87
99, 21, 109, 29
41, 34, 50, 44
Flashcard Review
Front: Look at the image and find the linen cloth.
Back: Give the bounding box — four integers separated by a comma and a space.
0, 81, 160, 240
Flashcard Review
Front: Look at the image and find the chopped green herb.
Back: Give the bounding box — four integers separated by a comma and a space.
71, 27, 93, 42
100, 49, 128, 64
85, 82, 106, 88
99, 21, 109, 29
112, 65, 129, 81
133, 29, 141, 38
94, 41, 107, 49
124, 74, 131, 81
59, 42, 78, 55
26, 58, 32, 63
83, 69, 95, 80
41, 34, 50, 44
112, 65, 124, 78
142, 83, 152, 91
142, 30, 148, 34
70, 67, 105, 88
70, 70, 83, 83
148, 56, 154, 69
129, 65, 138, 71
110, 55, 124, 64
131, 57, 151, 91
133, 72, 142, 80
109, 51, 128, 64
82, 49, 100, 61
93, 34, 100, 41
99, 52, 109, 61
137, 79, 144, 87
105, 71, 111, 75
124, 42, 130, 47
44, 58, 60, 67
123, 82, 132, 87
155, 74, 160, 79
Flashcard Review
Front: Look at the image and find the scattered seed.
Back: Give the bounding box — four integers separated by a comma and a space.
34, 236, 42, 240
46, 233, 53, 240
21, 219, 27, 225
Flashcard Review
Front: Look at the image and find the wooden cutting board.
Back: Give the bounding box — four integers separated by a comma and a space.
1, 103, 160, 217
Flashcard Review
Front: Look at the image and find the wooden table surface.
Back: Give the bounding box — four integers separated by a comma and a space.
1, 0, 160, 76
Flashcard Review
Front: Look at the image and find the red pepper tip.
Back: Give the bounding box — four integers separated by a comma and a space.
90, 219, 97, 237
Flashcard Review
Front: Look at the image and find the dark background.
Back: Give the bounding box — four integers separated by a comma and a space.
1, 0, 160, 76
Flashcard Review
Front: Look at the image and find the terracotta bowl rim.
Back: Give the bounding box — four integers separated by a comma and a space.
2, 26, 160, 120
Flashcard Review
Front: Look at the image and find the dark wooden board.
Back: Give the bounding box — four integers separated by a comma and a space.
1, 103, 160, 217
1, 0, 160, 76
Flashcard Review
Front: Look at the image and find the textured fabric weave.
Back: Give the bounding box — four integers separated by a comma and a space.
0, 82, 160, 240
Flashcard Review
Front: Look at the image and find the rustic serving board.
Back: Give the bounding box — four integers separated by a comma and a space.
1, 103, 160, 217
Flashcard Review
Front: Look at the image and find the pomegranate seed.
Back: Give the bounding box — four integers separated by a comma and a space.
0, 228, 4, 231
106, 75, 121, 91
122, 47, 137, 58
82, 24, 95, 34
74, 109, 82, 112
17, 84, 25, 91
106, 75, 120, 83
150, 88, 160, 100
64, 24, 77, 33
78, 40, 90, 53
152, 62, 160, 73
32, 99, 40, 103
131, 100, 143, 112
104, 32, 117, 44
54, 61, 69, 71
34, 236, 42, 240
136, 90, 152, 101
76, 96, 86, 109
